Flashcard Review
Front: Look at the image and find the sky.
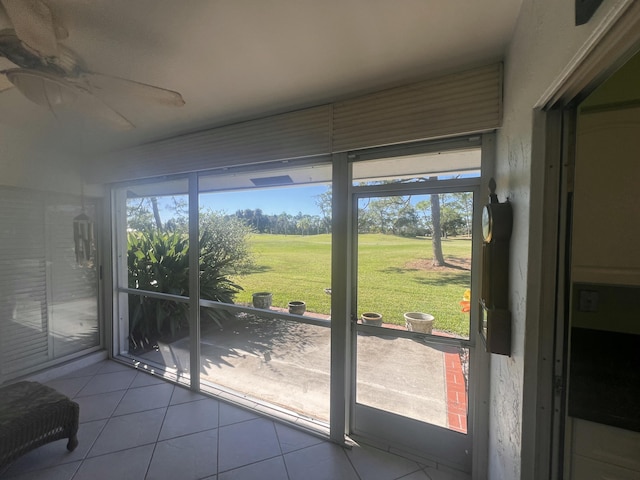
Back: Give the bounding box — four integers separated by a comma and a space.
149, 180, 470, 221
200, 184, 329, 217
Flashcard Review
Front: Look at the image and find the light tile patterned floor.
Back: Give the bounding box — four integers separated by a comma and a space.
0, 360, 470, 480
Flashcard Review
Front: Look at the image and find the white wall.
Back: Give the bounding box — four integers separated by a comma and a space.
0, 124, 85, 195
492, 0, 631, 478
572, 106, 640, 286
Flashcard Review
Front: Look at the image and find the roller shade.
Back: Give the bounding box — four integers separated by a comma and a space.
88, 105, 333, 184
332, 63, 503, 152
87, 63, 502, 184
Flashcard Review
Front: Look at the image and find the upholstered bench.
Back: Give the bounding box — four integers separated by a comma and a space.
0, 381, 79, 468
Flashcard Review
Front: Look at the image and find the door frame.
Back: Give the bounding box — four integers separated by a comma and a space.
521, 3, 640, 478
329, 134, 492, 473
350, 180, 479, 473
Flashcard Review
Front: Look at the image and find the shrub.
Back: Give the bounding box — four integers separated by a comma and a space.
127, 230, 190, 345
127, 215, 250, 347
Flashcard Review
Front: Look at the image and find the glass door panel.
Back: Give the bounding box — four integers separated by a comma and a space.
356, 193, 472, 340
197, 164, 332, 423
352, 183, 476, 473
198, 303, 331, 422
356, 334, 469, 430
48, 197, 99, 358
127, 295, 191, 381
118, 178, 191, 383
0, 189, 100, 382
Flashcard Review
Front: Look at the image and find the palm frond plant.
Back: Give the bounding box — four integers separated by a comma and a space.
126, 210, 254, 351
127, 230, 190, 348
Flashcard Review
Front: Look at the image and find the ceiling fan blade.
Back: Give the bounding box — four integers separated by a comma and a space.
0, 57, 17, 91
5, 68, 134, 129
0, 75, 13, 92
80, 72, 185, 107
1, 0, 59, 56
5, 68, 76, 106
65, 89, 135, 130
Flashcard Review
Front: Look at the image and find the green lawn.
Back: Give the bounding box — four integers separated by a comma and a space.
232, 233, 472, 337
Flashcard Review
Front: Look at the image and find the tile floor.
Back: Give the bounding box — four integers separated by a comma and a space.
0, 360, 470, 480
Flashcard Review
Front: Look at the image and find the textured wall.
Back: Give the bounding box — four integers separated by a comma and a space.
490, 0, 630, 478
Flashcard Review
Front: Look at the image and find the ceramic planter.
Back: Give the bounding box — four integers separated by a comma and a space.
361, 312, 383, 327
252, 292, 272, 309
404, 312, 434, 334
288, 301, 306, 315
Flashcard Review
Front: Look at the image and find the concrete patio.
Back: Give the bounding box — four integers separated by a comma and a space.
136, 311, 468, 432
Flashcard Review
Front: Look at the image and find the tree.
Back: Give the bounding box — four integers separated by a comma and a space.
415, 199, 432, 235
360, 196, 411, 234
150, 197, 163, 231
394, 204, 420, 237
430, 193, 446, 267
439, 195, 466, 236
296, 216, 311, 235
199, 209, 255, 276
315, 188, 332, 234
127, 198, 156, 232
254, 208, 265, 232
276, 212, 292, 235
454, 192, 473, 236
127, 195, 189, 232
357, 198, 376, 233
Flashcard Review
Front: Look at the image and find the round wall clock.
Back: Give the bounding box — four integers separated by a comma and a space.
482, 178, 512, 244
482, 204, 493, 242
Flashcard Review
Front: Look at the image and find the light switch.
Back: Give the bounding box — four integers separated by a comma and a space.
578, 290, 599, 312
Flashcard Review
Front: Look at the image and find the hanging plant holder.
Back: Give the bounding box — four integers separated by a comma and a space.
73, 212, 93, 265
73, 183, 94, 265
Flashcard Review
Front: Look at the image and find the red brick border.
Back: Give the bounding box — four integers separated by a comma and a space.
444, 347, 467, 433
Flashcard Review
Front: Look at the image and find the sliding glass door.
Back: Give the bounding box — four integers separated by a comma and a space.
114, 177, 192, 384
196, 166, 332, 423
344, 143, 482, 472
111, 135, 488, 473
113, 161, 335, 424
0, 188, 100, 383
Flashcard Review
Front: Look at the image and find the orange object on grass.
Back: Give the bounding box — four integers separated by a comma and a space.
460, 289, 471, 312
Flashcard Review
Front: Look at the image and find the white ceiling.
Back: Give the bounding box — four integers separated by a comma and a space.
0, 0, 522, 159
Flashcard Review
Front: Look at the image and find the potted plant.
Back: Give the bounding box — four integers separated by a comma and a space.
361, 312, 383, 327
252, 292, 272, 309
404, 312, 434, 334
288, 301, 306, 315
